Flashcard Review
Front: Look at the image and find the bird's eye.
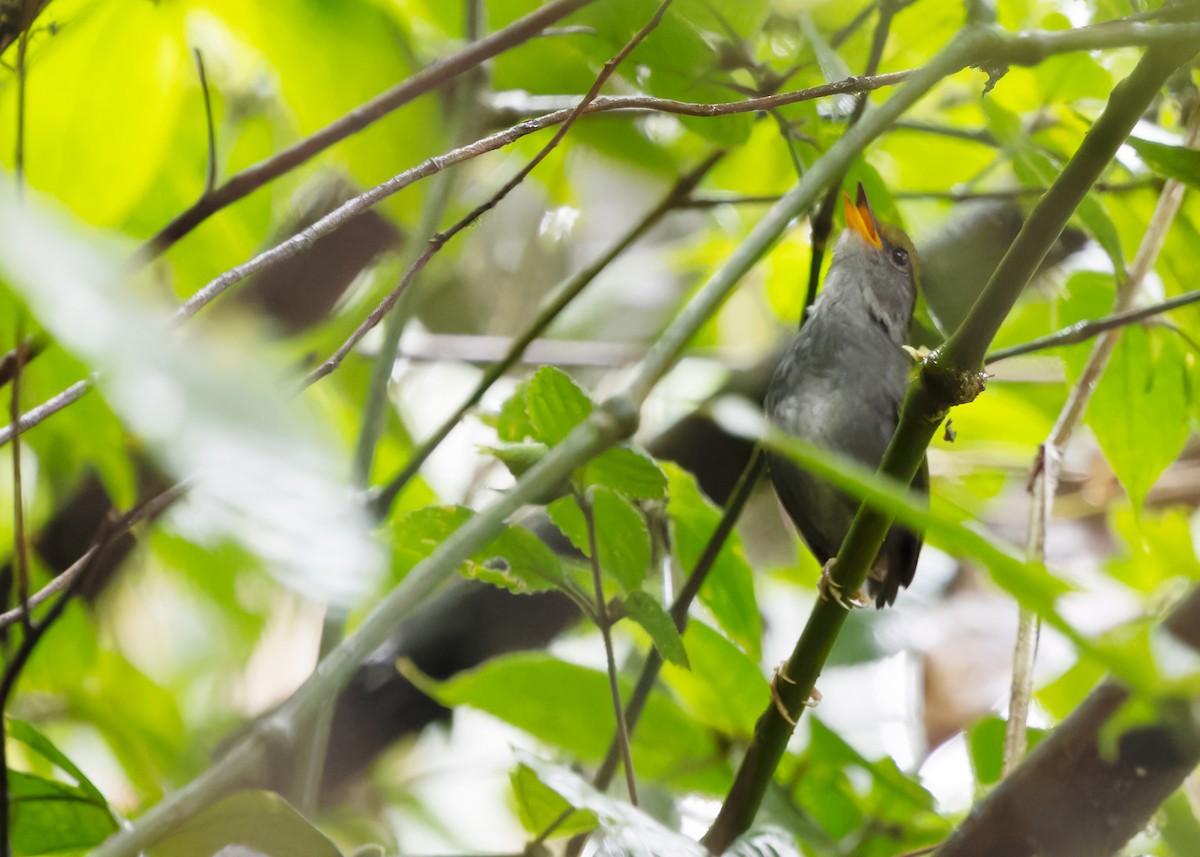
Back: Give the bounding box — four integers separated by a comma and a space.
890, 247, 909, 269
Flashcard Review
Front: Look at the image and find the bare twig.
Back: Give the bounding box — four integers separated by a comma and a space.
0, 336, 45, 392
0, 379, 91, 449
135, 0, 599, 261
176, 71, 911, 326
301, 0, 675, 388
0, 486, 182, 632
1003, 108, 1200, 775
986, 287, 1200, 364
193, 48, 218, 195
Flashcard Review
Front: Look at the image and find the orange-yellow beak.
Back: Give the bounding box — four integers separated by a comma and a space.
842, 183, 882, 250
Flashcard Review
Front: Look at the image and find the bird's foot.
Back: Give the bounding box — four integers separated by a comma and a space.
902, 344, 932, 364
769, 663, 822, 726
817, 559, 869, 610
769, 662, 796, 725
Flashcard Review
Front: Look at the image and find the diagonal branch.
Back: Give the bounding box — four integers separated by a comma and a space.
299, 0, 674, 389
135, 0, 599, 260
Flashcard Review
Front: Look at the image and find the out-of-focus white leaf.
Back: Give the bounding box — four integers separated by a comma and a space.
0, 189, 383, 606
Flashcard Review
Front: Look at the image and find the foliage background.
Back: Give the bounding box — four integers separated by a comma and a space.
0, 0, 1198, 855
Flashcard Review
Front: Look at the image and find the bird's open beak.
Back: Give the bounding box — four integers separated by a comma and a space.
842, 183, 883, 250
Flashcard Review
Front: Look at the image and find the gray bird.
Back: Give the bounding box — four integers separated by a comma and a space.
765, 185, 927, 608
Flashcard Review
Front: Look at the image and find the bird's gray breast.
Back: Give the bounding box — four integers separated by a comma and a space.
765, 306, 908, 465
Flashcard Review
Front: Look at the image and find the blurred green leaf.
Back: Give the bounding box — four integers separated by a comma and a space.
1086, 326, 1191, 511
1108, 506, 1200, 593
968, 716, 1046, 786
661, 621, 767, 738
144, 790, 342, 857
622, 591, 688, 667
517, 752, 710, 855
1015, 147, 1126, 278
511, 763, 598, 839
1128, 137, 1200, 189
664, 464, 761, 660
415, 653, 724, 789
0, 191, 385, 607
527, 366, 594, 445
1161, 789, 1200, 857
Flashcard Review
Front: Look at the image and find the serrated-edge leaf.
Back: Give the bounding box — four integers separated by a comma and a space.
527, 366, 593, 445
586, 446, 668, 499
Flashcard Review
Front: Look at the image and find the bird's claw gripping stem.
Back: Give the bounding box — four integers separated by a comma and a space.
817, 559, 869, 610
769, 662, 821, 726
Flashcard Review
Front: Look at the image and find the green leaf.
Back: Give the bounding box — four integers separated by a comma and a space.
1086, 327, 1191, 511
967, 716, 1045, 786
1014, 148, 1126, 278
1161, 789, 1200, 857
517, 752, 710, 856
478, 522, 570, 594
486, 380, 537, 442
482, 441, 570, 503
8, 770, 117, 856
145, 790, 342, 857
8, 719, 107, 805
663, 464, 761, 660
417, 653, 724, 789
661, 621, 768, 738
585, 446, 668, 499
547, 489, 650, 592
511, 763, 598, 839
622, 591, 688, 667
484, 441, 550, 479
589, 487, 651, 591
390, 505, 566, 594
1128, 137, 1200, 189
527, 366, 593, 445
1107, 507, 1200, 593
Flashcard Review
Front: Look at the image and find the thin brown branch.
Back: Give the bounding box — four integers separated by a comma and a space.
135, 0, 599, 261
175, 71, 911, 325
300, 0, 674, 389
0, 379, 91, 449
0, 485, 183, 632
0, 335, 46, 390
986, 287, 1200, 363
